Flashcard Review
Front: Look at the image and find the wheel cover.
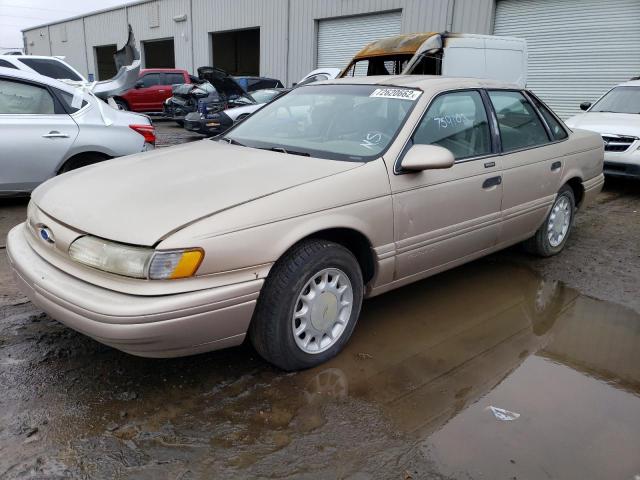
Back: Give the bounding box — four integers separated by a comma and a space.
547, 195, 571, 247
291, 268, 353, 354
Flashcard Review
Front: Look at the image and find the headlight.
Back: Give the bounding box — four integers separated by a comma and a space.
68, 236, 203, 280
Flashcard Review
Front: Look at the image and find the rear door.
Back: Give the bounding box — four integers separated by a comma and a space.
390, 89, 503, 279
486, 90, 565, 245
0, 77, 78, 193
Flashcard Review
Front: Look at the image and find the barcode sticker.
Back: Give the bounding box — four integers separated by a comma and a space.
370, 88, 421, 101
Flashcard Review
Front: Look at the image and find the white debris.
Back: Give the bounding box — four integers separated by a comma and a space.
487, 406, 521, 421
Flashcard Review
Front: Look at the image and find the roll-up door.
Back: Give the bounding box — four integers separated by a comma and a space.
494, 0, 640, 118
317, 11, 402, 70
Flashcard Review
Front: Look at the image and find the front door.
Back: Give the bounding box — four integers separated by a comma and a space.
0, 77, 78, 193
126, 72, 163, 111
389, 89, 503, 280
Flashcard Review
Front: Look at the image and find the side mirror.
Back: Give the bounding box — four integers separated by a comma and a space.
401, 144, 455, 172
134, 80, 144, 89
579, 102, 591, 111
292, 82, 298, 87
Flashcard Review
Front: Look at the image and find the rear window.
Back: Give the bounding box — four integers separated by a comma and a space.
18, 58, 83, 81
0, 59, 17, 69
165, 73, 185, 85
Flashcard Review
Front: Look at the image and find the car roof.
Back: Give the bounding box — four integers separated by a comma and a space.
616, 79, 640, 87
140, 68, 186, 73
0, 65, 82, 95
320, 75, 520, 91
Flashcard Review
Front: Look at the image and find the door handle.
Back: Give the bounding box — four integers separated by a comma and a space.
482, 176, 502, 189
551, 161, 562, 171
42, 131, 69, 139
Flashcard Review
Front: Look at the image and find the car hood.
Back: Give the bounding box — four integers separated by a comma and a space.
565, 112, 640, 137
31, 140, 362, 246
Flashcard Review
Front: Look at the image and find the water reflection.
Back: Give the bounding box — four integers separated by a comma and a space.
3, 261, 640, 479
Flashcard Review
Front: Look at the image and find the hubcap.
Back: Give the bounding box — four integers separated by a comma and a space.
292, 268, 353, 354
547, 196, 571, 247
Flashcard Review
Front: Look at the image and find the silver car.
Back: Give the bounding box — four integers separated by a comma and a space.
566, 79, 640, 178
0, 67, 155, 196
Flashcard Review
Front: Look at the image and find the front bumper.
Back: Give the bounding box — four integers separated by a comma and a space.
6, 224, 262, 358
603, 145, 640, 178
184, 113, 232, 136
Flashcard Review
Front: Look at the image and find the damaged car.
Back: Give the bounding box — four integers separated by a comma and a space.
163, 67, 254, 126
340, 32, 527, 87
184, 87, 289, 136
0, 67, 155, 196
7, 76, 603, 370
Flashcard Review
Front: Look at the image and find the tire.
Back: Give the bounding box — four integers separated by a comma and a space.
114, 98, 128, 111
249, 239, 364, 371
58, 153, 109, 174
524, 185, 576, 257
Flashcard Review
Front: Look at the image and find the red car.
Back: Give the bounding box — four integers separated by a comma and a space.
114, 69, 192, 112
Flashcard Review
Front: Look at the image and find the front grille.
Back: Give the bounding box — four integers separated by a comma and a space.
602, 134, 636, 152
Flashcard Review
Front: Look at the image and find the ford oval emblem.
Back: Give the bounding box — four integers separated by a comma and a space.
39, 226, 55, 244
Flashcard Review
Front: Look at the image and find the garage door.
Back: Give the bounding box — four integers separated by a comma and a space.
317, 11, 402, 70
494, 0, 640, 118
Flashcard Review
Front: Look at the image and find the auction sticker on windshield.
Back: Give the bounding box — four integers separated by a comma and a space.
370, 88, 421, 101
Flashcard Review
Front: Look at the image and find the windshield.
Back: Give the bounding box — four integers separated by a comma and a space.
223, 84, 420, 161
591, 86, 640, 114
251, 89, 282, 104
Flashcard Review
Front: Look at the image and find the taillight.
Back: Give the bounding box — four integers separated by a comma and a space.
129, 124, 156, 145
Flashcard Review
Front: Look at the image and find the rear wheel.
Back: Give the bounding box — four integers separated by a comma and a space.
114, 98, 128, 111
58, 153, 109, 174
524, 185, 576, 257
249, 239, 363, 371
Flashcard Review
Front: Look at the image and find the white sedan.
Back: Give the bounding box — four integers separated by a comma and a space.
0, 67, 155, 196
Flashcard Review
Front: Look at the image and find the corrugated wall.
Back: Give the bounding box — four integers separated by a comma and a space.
22, 0, 494, 85
83, 9, 129, 80
127, 0, 192, 71
24, 27, 52, 56
191, 0, 289, 83
48, 19, 88, 77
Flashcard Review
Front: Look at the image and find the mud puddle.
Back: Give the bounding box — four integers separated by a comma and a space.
1, 261, 639, 479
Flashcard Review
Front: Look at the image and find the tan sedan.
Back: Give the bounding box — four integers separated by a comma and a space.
7, 76, 604, 370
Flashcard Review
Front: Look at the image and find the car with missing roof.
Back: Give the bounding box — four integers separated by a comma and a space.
565, 79, 640, 178
7, 75, 603, 370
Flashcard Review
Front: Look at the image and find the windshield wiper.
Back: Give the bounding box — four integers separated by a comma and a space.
262, 146, 310, 157
220, 137, 246, 147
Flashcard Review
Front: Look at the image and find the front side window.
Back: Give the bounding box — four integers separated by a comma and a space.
0, 79, 55, 114
413, 90, 491, 160
225, 84, 420, 161
140, 73, 160, 87
489, 90, 550, 152
529, 94, 568, 140
590, 86, 640, 114
18, 58, 83, 81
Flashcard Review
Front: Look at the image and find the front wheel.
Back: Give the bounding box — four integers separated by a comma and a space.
524, 185, 576, 257
249, 239, 363, 371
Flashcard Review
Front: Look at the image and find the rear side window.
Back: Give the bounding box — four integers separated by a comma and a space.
0, 59, 17, 69
413, 90, 491, 160
0, 79, 55, 114
140, 73, 160, 87
489, 90, 550, 152
165, 73, 185, 85
529, 94, 568, 140
54, 88, 87, 113
18, 58, 83, 81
